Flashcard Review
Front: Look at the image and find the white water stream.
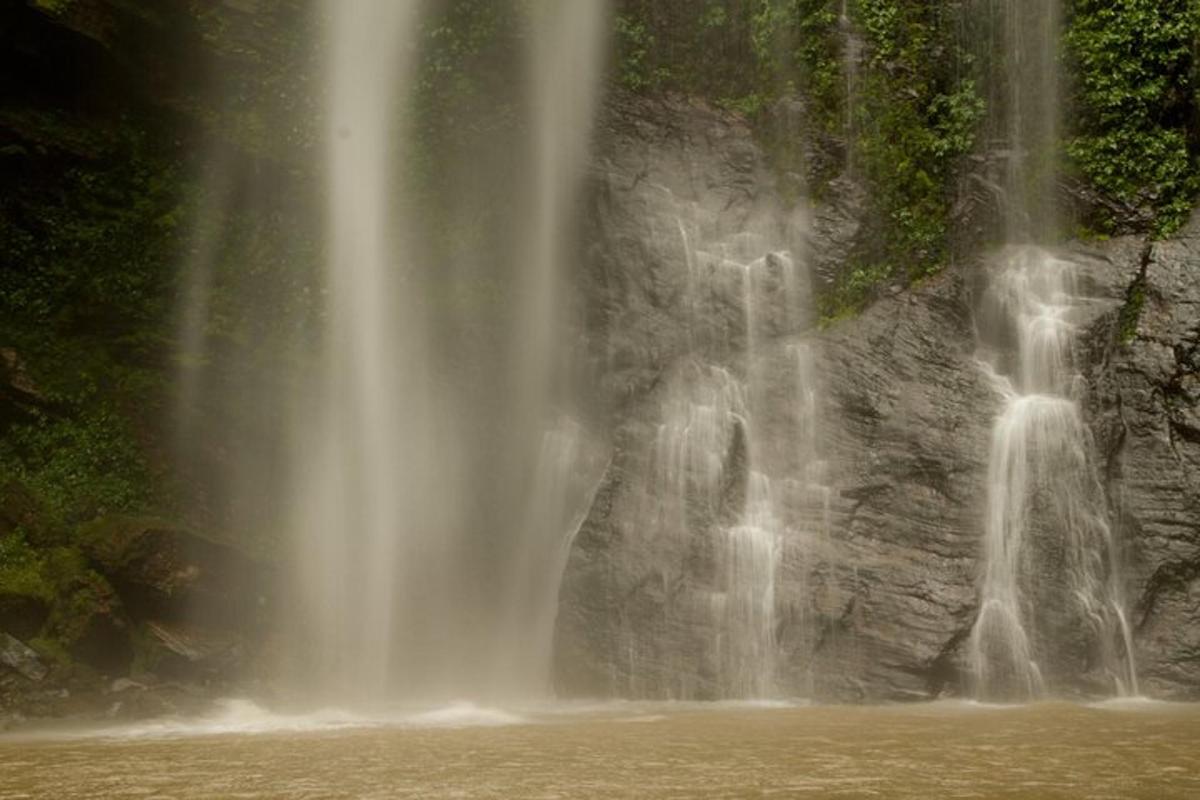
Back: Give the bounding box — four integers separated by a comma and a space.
966, 0, 1136, 702
285, 0, 608, 703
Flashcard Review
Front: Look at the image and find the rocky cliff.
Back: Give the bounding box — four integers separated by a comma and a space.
555, 93, 1200, 702
1087, 221, 1200, 698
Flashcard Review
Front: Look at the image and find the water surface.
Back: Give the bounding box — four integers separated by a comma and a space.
1, 701, 1197, 798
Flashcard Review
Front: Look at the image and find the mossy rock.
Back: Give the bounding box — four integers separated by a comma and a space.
79, 515, 271, 629
41, 556, 132, 674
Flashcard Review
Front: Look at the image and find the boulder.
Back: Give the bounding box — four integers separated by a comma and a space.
0, 632, 46, 681
47, 568, 132, 674
79, 516, 271, 631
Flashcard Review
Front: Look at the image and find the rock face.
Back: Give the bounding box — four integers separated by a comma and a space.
1086, 217, 1200, 699
78, 517, 271, 679
554, 93, 1200, 701
556, 93, 816, 699
79, 516, 270, 629
0, 633, 46, 681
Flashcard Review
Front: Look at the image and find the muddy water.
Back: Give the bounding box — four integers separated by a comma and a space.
1, 701, 1198, 799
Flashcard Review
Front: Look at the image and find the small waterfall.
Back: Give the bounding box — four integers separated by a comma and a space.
970, 0, 1061, 242
618, 196, 825, 699
966, 0, 1136, 699
838, 0, 862, 177
969, 249, 1137, 699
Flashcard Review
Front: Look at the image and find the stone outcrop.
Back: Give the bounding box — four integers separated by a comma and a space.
76, 517, 272, 681
555, 92, 1200, 701
0, 633, 46, 682
1086, 216, 1200, 699
79, 516, 271, 630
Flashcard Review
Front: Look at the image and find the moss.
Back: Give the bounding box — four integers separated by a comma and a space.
30, 0, 75, 16
0, 532, 54, 603
819, 261, 894, 321
612, 0, 766, 106
857, 4, 981, 263
39, 550, 129, 667
27, 635, 71, 669
0, 107, 186, 527
1117, 277, 1147, 344
0, 536, 122, 665
0, 406, 154, 528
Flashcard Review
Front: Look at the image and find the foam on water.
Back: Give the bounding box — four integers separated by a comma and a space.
19, 699, 528, 741
1089, 696, 1182, 712
402, 702, 525, 728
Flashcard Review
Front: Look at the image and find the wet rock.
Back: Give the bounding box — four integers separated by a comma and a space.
557, 92, 1200, 702
104, 680, 214, 721
110, 677, 144, 693
138, 619, 244, 681
1084, 213, 1200, 699
46, 568, 133, 674
578, 91, 808, 414
0, 632, 47, 681
80, 516, 271, 631
802, 266, 994, 699
807, 174, 867, 292
558, 92, 812, 700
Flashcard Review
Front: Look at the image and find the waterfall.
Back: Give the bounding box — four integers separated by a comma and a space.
281, 0, 608, 703
966, 0, 1136, 699
838, 0, 861, 177
615, 197, 824, 699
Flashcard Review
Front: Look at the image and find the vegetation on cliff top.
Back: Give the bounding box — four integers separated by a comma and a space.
614, 0, 1200, 314
1066, 0, 1200, 237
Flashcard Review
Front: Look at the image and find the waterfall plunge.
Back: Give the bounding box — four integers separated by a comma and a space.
966, 1, 1137, 700
969, 250, 1137, 699
287, 1, 608, 704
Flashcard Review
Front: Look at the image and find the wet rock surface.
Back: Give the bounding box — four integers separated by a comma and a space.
555, 95, 1200, 701
1086, 215, 1200, 699
79, 516, 271, 630
0, 633, 46, 682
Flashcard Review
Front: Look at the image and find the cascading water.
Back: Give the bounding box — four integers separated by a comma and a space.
966, 0, 1137, 699
281, 0, 609, 703
616, 195, 827, 699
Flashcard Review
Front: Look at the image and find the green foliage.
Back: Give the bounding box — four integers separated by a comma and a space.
752, 0, 842, 128
614, 14, 666, 93
1117, 275, 1147, 343
0, 530, 53, 602
0, 406, 152, 527
612, 1, 986, 318
0, 114, 181, 528
0, 532, 117, 664
0, 128, 182, 334
819, 261, 892, 321
612, 1, 762, 106
1066, 0, 1200, 235
409, 0, 525, 200
828, 1, 983, 316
